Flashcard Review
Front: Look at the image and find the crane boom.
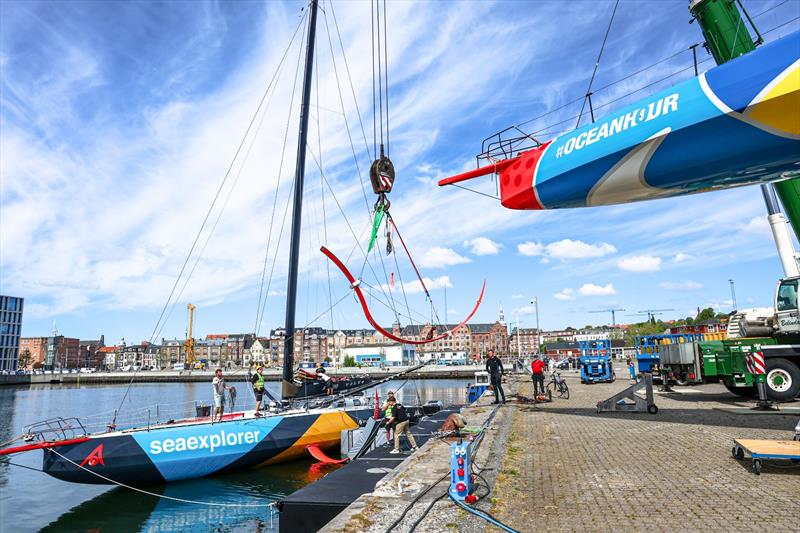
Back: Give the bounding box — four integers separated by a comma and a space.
185, 304, 196, 366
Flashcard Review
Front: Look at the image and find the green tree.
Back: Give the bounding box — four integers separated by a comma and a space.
696, 307, 715, 322
324, 356, 332, 363
343, 355, 356, 367
18, 349, 31, 369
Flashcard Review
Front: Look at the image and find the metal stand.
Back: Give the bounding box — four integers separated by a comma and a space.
753, 380, 778, 411
596, 373, 658, 414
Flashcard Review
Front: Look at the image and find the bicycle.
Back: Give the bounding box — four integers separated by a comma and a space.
546, 372, 569, 399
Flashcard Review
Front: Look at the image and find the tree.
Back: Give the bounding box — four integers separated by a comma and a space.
343, 355, 356, 367
696, 307, 715, 322
324, 356, 332, 363
18, 349, 31, 369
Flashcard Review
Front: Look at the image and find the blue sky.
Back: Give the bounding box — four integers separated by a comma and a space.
1, 0, 798, 344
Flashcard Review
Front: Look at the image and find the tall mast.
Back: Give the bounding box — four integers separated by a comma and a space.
283, 0, 319, 399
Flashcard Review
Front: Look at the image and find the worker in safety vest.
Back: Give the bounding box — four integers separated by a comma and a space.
251, 365, 266, 417
381, 391, 396, 442
531, 355, 546, 397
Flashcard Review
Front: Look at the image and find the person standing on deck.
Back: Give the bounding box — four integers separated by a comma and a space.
251, 365, 266, 417
381, 390, 397, 443
386, 397, 418, 453
212, 368, 231, 422
485, 350, 505, 404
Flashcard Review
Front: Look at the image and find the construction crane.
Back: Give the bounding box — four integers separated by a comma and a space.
589, 308, 625, 326
184, 304, 196, 366
630, 308, 675, 322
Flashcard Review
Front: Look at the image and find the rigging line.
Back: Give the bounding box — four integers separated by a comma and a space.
358, 281, 431, 325
576, 0, 620, 129
313, 21, 335, 333
46, 449, 276, 509
375, 0, 384, 149
321, 5, 373, 219
383, 0, 389, 156
387, 215, 432, 303
297, 290, 352, 332
307, 144, 400, 322
148, 6, 307, 347
763, 15, 800, 35
371, 0, 377, 159
753, 0, 790, 19
390, 239, 415, 328
256, 14, 310, 335
329, 1, 374, 164
158, 35, 289, 341
444, 183, 501, 201
116, 10, 309, 421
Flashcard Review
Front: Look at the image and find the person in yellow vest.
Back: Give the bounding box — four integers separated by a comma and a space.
381, 391, 396, 443
251, 365, 266, 417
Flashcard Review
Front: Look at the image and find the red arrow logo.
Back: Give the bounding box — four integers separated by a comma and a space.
79, 444, 105, 467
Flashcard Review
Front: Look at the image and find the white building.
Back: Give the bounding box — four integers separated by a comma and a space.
574, 330, 611, 342
342, 343, 415, 367
425, 350, 468, 365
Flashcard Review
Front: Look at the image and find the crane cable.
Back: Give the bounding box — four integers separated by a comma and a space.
576, 0, 620, 129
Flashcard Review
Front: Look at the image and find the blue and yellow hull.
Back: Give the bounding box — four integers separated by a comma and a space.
42, 409, 371, 484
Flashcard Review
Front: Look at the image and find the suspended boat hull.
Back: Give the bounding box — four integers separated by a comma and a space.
41, 408, 371, 485
439, 31, 800, 208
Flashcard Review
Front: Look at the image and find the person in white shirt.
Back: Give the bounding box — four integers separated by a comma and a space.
212, 368, 231, 422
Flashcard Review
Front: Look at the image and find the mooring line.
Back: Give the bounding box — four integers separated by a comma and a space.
46, 448, 277, 510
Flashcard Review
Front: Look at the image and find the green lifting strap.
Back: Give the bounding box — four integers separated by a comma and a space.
367, 205, 385, 253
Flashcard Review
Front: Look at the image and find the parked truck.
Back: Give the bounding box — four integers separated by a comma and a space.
637, 277, 800, 402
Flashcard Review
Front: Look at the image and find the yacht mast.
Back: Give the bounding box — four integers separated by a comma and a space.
283, 0, 319, 399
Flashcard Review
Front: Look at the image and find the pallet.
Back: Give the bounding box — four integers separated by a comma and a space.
731, 438, 800, 475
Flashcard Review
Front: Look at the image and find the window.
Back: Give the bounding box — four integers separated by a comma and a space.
777, 279, 798, 312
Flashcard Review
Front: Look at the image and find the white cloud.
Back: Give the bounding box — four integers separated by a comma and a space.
513, 305, 537, 316
517, 241, 543, 256
660, 280, 703, 291
463, 237, 502, 256
418, 247, 471, 269
517, 239, 616, 260
511, 293, 524, 299
578, 283, 617, 296
546, 239, 617, 260
739, 216, 770, 237
617, 255, 662, 273
554, 288, 575, 301
381, 275, 452, 294
447, 308, 459, 315
672, 252, 691, 263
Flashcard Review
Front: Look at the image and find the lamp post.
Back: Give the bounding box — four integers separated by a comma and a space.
530, 297, 541, 354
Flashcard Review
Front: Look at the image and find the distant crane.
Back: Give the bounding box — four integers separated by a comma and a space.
629, 308, 675, 322
185, 304, 196, 366
589, 308, 625, 326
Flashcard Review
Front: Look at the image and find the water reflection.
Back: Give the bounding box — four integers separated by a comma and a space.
40, 461, 337, 533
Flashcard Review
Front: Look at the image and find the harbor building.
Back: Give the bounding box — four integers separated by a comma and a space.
0, 295, 23, 371
342, 343, 415, 367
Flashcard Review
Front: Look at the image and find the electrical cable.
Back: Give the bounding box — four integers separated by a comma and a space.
407, 490, 448, 533
449, 493, 521, 533
383, 471, 450, 533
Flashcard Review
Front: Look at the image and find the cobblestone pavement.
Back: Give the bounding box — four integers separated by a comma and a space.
491, 367, 800, 533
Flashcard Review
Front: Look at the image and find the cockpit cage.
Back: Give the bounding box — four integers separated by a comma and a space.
477, 126, 542, 166
23, 417, 88, 442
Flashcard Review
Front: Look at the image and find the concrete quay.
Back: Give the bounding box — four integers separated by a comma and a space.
323, 366, 800, 532
0, 364, 479, 386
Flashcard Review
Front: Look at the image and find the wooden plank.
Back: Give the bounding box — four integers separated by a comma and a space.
735, 439, 800, 457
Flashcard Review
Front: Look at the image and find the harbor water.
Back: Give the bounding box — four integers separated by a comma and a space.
0, 378, 469, 532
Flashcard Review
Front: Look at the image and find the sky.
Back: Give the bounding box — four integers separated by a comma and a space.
1, 0, 799, 344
